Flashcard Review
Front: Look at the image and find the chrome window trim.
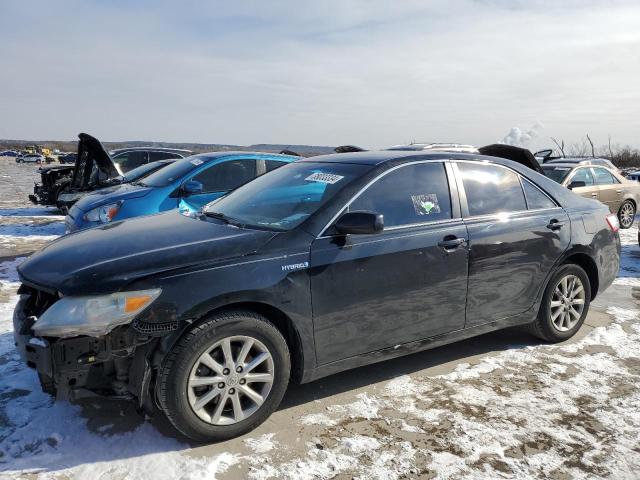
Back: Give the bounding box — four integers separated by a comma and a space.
316, 159, 452, 238
460, 206, 564, 223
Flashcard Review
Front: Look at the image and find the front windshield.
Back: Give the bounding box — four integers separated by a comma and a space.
141, 157, 203, 187
203, 162, 369, 231
542, 166, 572, 184
124, 160, 170, 182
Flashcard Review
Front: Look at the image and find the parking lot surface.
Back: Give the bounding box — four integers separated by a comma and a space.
0, 159, 639, 479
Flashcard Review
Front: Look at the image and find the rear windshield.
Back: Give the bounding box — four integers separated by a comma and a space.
542, 166, 572, 184
139, 157, 202, 187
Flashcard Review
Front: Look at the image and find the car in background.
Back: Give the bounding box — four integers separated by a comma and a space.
56, 159, 177, 212
333, 143, 479, 154
57, 153, 78, 164
386, 143, 479, 153
109, 146, 192, 174
0, 150, 19, 157
625, 170, 640, 182
541, 162, 640, 228
545, 157, 618, 171
29, 133, 192, 209
16, 153, 45, 164
65, 151, 299, 232
14, 148, 620, 442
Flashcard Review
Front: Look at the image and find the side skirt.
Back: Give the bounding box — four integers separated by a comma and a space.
300, 309, 536, 384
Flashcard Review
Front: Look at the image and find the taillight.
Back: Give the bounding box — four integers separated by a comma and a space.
606, 214, 620, 233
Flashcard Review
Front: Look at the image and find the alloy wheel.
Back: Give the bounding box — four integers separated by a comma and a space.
549, 274, 585, 332
187, 335, 275, 425
619, 202, 635, 228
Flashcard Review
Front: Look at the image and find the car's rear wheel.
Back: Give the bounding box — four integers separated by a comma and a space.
158, 311, 290, 442
617, 200, 635, 229
528, 264, 591, 342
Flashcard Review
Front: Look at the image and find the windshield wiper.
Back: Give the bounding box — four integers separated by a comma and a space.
203, 211, 245, 227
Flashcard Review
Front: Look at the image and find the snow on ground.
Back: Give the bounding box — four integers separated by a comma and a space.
0, 208, 639, 479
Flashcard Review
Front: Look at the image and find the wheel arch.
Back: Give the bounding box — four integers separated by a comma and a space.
160, 301, 306, 384
561, 252, 599, 300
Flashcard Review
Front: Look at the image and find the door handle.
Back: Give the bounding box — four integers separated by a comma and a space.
616, 190, 623, 194
546, 219, 564, 231
591, 193, 598, 198
438, 237, 467, 250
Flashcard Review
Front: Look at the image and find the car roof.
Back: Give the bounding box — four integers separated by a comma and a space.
187, 151, 300, 162
542, 161, 610, 169
298, 150, 509, 166
110, 146, 193, 155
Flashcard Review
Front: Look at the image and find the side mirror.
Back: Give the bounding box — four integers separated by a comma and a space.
335, 211, 384, 235
567, 181, 586, 190
181, 180, 203, 196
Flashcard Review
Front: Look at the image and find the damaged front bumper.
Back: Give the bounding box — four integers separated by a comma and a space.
12, 292, 159, 407
29, 183, 50, 205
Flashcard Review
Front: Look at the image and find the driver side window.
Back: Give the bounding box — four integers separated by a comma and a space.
349, 162, 452, 227
569, 168, 594, 186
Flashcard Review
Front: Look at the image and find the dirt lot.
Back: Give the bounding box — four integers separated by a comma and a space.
0, 157, 639, 479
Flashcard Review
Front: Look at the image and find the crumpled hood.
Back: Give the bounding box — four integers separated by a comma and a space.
73, 183, 153, 213
18, 211, 276, 295
70, 133, 120, 190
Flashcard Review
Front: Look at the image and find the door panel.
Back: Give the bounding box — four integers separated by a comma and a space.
310, 221, 468, 364
464, 208, 570, 326
592, 167, 622, 212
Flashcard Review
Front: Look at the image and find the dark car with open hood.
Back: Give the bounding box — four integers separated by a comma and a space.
14, 148, 620, 442
29, 133, 191, 212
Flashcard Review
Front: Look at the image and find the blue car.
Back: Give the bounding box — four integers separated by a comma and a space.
66, 152, 298, 232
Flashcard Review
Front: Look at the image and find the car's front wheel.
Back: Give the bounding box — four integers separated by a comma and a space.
158, 311, 290, 442
529, 263, 591, 342
617, 200, 636, 229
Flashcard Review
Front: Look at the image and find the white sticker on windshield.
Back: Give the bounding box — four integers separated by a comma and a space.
190, 158, 204, 166
305, 173, 344, 184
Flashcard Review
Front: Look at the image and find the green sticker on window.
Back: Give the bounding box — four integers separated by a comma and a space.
411, 194, 441, 216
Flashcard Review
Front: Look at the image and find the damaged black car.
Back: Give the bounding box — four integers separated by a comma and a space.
14, 148, 619, 442
29, 133, 191, 212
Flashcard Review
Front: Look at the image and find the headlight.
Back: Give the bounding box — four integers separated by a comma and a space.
83, 201, 123, 223
33, 288, 161, 338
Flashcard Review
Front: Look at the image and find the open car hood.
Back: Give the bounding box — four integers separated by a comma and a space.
478, 144, 544, 174
70, 133, 119, 190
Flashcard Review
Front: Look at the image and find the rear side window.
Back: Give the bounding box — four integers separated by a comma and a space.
349, 162, 452, 227
458, 163, 526, 216
192, 159, 257, 193
113, 151, 148, 172
593, 168, 619, 185
266, 160, 288, 172
522, 179, 555, 210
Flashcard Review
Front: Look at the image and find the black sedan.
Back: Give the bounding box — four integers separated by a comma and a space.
13, 149, 620, 442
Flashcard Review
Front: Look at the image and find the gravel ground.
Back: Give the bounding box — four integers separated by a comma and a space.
0, 157, 639, 479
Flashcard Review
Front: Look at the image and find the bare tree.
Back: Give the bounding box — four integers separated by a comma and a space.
551, 137, 565, 157
586, 134, 596, 157
608, 135, 614, 159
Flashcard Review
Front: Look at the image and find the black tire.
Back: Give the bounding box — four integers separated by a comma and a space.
158, 311, 290, 442
617, 200, 636, 229
528, 263, 591, 342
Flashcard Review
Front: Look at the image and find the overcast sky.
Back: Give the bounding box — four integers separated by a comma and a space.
1, 0, 639, 150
